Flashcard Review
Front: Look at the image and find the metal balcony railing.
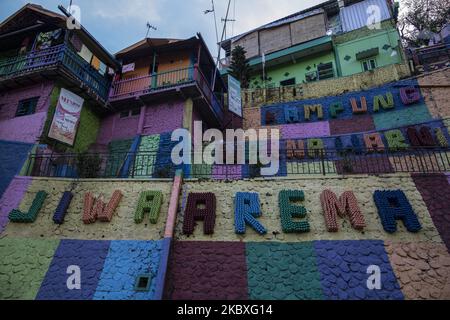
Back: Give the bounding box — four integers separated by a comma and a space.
109, 65, 224, 121
0, 44, 111, 101
23, 147, 450, 180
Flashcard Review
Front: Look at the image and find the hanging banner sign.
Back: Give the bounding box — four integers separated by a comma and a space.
122, 63, 135, 73
48, 88, 84, 146
228, 75, 242, 117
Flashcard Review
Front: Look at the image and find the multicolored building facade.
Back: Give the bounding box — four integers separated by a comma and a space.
1, 1, 450, 301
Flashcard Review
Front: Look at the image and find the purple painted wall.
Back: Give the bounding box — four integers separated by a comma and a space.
281, 121, 331, 139
0, 176, 32, 234
0, 81, 54, 143
143, 99, 184, 136
96, 99, 185, 145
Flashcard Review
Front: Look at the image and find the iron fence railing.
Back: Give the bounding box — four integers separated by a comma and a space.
24, 147, 450, 180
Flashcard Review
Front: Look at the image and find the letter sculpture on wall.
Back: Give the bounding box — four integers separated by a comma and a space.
373, 190, 422, 233
320, 190, 366, 232
53, 191, 74, 225
183, 193, 216, 235
9, 191, 48, 223
279, 190, 310, 233
406, 126, 436, 147
235, 192, 267, 235
134, 191, 163, 224
373, 92, 394, 112
400, 87, 420, 105
82, 190, 123, 224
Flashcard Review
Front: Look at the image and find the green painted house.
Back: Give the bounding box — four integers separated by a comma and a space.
220, 0, 405, 89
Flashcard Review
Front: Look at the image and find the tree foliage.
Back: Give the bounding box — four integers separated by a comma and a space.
229, 45, 251, 88
398, 0, 450, 47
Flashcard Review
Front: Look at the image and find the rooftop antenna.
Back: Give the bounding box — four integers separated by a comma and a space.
145, 22, 157, 38
212, 0, 231, 93
231, 0, 236, 37
204, 0, 219, 46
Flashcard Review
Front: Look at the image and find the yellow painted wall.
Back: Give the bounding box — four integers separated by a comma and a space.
176, 174, 441, 243
3, 178, 173, 240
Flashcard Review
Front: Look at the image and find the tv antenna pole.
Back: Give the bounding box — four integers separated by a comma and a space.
146, 22, 157, 38
204, 0, 219, 45
212, 0, 232, 92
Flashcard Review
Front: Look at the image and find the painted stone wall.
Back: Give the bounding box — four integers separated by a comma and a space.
164, 173, 450, 300
0, 81, 54, 143
1, 178, 172, 240
96, 98, 185, 146
0, 178, 172, 300
0, 141, 33, 199
0, 238, 163, 300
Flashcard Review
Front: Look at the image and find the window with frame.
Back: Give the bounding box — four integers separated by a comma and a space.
16, 97, 39, 117
120, 107, 141, 119
362, 59, 377, 72
280, 78, 296, 86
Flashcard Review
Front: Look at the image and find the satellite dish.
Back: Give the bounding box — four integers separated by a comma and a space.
326, 29, 333, 36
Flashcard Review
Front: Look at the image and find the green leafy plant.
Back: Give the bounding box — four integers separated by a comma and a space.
76, 153, 102, 178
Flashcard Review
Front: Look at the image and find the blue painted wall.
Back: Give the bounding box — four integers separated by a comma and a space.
0, 140, 33, 199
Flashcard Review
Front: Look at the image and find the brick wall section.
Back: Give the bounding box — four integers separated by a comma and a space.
164, 241, 248, 300
412, 174, 450, 252
0, 81, 54, 143
418, 68, 450, 119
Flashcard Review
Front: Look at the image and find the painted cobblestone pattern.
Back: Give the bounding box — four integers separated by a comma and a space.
37, 240, 111, 300
94, 240, 162, 300
385, 242, 450, 300
0, 238, 163, 300
2, 179, 172, 240
314, 240, 403, 300
0, 238, 59, 300
0, 177, 31, 234
164, 241, 248, 300
412, 174, 450, 252
0, 141, 33, 199
246, 242, 323, 300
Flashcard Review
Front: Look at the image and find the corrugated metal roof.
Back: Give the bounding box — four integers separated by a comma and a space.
341, 0, 391, 33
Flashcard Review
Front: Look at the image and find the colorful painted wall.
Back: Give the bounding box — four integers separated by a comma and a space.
0, 81, 54, 144
0, 177, 173, 300
0, 61, 449, 301
249, 51, 337, 89
335, 25, 403, 77
164, 173, 450, 300
1, 172, 450, 300
96, 98, 186, 146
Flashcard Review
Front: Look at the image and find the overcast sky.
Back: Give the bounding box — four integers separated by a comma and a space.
0, 0, 329, 57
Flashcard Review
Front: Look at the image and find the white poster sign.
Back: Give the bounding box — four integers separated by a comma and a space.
228, 75, 242, 117
48, 88, 84, 146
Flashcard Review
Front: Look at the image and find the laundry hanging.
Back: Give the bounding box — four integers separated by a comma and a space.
78, 44, 93, 63
91, 55, 101, 70
70, 33, 83, 52
99, 61, 107, 75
